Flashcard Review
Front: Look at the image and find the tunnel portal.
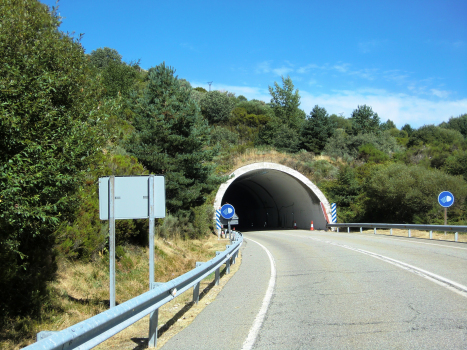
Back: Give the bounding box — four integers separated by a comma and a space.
214, 163, 331, 231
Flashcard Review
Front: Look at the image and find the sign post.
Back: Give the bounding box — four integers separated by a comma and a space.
438, 191, 454, 235
220, 204, 235, 242
99, 175, 165, 308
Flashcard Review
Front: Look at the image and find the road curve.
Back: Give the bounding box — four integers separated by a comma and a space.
161, 230, 467, 349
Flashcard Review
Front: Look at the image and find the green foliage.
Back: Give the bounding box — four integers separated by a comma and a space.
89, 47, 122, 68
401, 123, 414, 136
364, 163, 467, 224
442, 150, 467, 181
126, 63, 226, 217
0, 0, 105, 321
200, 90, 236, 124
329, 114, 352, 133
440, 113, 467, 137
268, 76, 305, 130
408, 124, 464, 148
357, 144, 389, 163
89, 47, 140, 98
350, 105, 381, 135
300, 105, 336, 154
380, 119, 396, 131
194, 87, 207, 93
55, 154, 149, 261
323, 130, 400, 161
320, 166, 365, 222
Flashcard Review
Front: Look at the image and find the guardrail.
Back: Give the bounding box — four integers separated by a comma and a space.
327, 223, 467, 241
24, 232, 243, 350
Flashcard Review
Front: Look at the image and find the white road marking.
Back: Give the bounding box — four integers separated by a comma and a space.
307, 236, 467, 299
371, 235, 467, 250
242, 238, 276, 350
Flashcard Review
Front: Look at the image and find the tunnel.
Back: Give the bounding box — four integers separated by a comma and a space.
214, 162, 331, 231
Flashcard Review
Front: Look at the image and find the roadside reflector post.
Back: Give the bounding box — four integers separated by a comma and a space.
347, 227, 350, 233
455, 232, 458, 242
390, 228, 392, 235
360, 227, 362, 234
430, 230, 433, 239
408, 229, 411, 238
374, 228, 376, 235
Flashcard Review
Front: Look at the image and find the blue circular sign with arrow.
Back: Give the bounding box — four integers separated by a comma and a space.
438, 191, 454, 208
220, 204, 235, 220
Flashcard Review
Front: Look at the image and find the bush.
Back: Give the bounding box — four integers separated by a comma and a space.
364, 163, 467, 224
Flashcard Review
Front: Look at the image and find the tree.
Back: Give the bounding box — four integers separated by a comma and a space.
90, 47, 139, 98
364, 163, 467, 223
300, 105, 336, 154
329, 114, 352, 133
126, 63, 224, 217
268, 76, 305, 130
89, 47, 122, 68
407, 125, 464, 147
401, 123, 414, 136
440, 113, 467, 137
350, 105, 381, 135
0, 0, 104, 320
380, 119, 396, 131
200, 90, 236, 124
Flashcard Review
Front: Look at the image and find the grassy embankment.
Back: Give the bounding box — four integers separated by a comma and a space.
2, 234, 241, 350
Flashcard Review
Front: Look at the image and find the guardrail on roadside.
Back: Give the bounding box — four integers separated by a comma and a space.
24, 232, 243, 350
326, 223, 467, 242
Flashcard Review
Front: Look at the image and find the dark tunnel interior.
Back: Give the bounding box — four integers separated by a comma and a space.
219, 169, 327, 231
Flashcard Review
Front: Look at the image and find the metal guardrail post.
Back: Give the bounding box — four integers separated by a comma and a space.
193, 262, 204, 304
226, 254, 230, 274
25, 234, 243, 350
148, 282, 163, 348
215, 267, 220, 286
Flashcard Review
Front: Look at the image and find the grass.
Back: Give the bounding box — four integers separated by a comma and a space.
1, 235, 239, 349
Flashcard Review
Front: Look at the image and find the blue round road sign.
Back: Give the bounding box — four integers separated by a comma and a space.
438, 191, 454, 208
221, 204, 235, 219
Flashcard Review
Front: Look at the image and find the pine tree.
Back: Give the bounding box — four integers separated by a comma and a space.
126, 63, 223, 216
300, 105, 336, 154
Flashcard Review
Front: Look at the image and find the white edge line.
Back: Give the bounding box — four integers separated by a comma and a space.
309, 237, 467, 299
241, 238, 276, 350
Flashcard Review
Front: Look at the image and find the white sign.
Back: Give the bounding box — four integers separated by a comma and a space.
99, 176, 165, 220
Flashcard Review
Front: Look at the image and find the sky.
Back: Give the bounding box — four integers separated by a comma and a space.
40, 0, 466, 129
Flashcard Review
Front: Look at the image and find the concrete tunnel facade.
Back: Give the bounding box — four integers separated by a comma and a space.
214, 162, 331, 231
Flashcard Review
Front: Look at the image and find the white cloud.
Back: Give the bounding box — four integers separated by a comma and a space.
430, 89, 451, 99
256, 61, 272, 74
272, 66, 294, 76
300, 89, 467, 128
190, 81, 271, 101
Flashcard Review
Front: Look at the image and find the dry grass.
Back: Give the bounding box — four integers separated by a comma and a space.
94, 241, 242, 350
342, 228, 467, 243
4, 235, 239, 350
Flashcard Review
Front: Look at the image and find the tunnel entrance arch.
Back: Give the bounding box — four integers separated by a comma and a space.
214, 162, 331, 231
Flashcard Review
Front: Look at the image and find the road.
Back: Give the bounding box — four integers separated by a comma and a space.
161, 230, 467, 349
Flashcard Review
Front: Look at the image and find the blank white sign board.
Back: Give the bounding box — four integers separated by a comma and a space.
99, 176, 165, 220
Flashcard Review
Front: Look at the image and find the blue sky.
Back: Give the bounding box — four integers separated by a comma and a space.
41, 0, 466, 128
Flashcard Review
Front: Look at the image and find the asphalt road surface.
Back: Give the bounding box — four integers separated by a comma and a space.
161, 230, 467, 349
